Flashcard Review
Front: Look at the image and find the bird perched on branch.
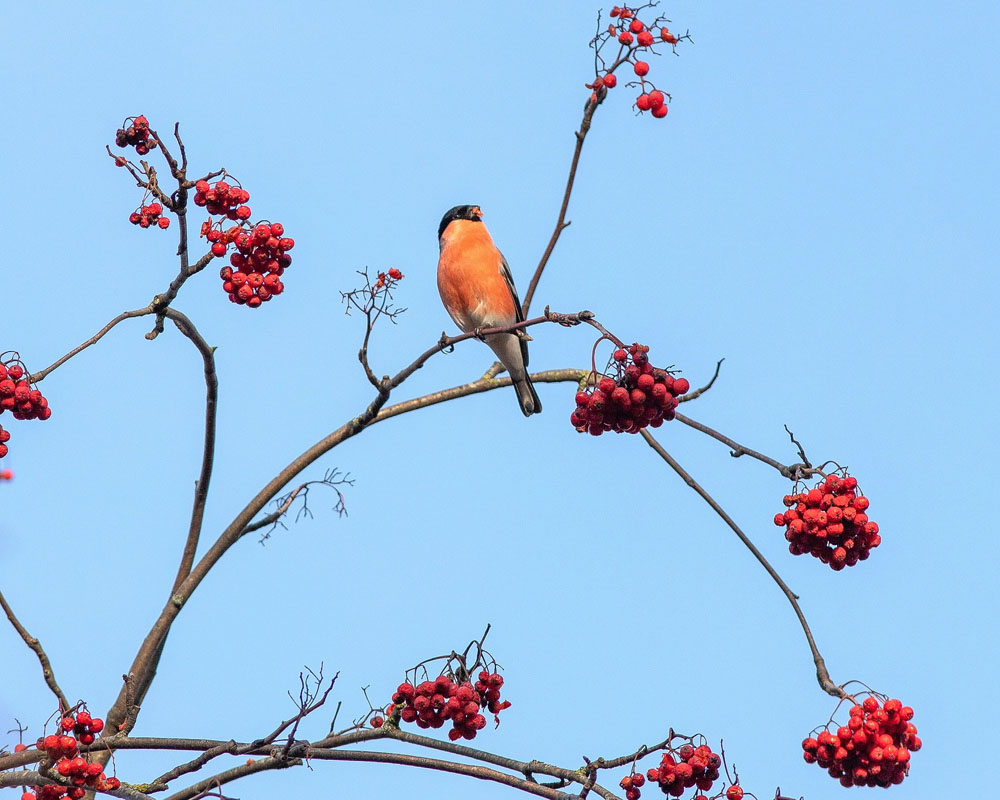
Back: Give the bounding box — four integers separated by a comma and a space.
436, 205, 541, 416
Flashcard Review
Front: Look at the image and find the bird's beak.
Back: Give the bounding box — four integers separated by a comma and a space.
472, 207, 483, 218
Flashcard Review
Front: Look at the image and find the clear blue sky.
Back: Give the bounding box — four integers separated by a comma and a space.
2, 2, 997, 799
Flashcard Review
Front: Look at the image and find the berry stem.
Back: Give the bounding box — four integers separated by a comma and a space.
639, 430, 848, 700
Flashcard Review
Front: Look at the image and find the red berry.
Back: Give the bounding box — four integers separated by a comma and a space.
634, 61, 650, 77
603, 73, 617, 88
637, 31, 654, 47
636, 94, 652, 111
651, 104, 668, 118
726, 787, 744, 800
629, 19, 644, 33
618, 31, 634, 45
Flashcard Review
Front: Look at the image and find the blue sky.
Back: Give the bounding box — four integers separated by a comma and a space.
1, 2, 997, 799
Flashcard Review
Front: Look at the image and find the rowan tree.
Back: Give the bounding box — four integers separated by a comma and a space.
2, 4, 964, 800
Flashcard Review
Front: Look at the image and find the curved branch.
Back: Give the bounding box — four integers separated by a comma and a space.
371, 368, 589, 424
103, 312, 594, 738
0, 588, 70, 712
639, 430, 847, 699
163, 309, 218, 592
302, 749, 579, 800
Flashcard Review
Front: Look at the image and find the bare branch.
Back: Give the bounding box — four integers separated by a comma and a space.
103, 310, 600, 738
0, 588, 70, 712
0, 770, 155, 800
678, 358, 724, 402
163, 309, 218, 592
521, 78, 608, 317
639, 430, 847, 699
675, 413, 821, 482
29, 307, 156, 382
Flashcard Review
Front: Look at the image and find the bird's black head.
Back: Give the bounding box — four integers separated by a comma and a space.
438, 205, 483, 240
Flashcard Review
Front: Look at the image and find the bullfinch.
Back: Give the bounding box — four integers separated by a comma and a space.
437, 205, 541, 416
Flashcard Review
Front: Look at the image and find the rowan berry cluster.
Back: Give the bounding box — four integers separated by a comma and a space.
588, 5, 686, 119
193, 179, 252, 221
571, 343, 689, 436
17, 710, 121, 800
773, 473, 880, 570
644, 743, 723, 798
114, 115, 156, 156
802, 696, 921, 788
0, 355, 51, 459
391, 670, 511, 742
215, 222, 293, 307
129, 201, 170, 229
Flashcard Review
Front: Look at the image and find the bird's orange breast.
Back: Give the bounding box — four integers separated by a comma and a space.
437, 220, 517, 331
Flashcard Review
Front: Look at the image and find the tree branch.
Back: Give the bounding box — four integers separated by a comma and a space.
674, 413, 821, 482
639, 430, 846, 699
0, 588, 70, 712
163, 309, 219, 592
29, 307, 156, 382
0, 770, 155, 800
521, 87, 605, 317
102, 312, 591, 738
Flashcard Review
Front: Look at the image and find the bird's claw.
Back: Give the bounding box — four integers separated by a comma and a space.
438, 332, 455, 353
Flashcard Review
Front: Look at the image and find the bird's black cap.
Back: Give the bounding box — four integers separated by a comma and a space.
438, 205, 483, 240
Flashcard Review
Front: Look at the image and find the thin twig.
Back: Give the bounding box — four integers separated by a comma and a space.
149, 742, 238, 791
678, 359, 724, 402
0, 588, 70, 712
521, 84, 605, 317
674, 413, 819, 482
639, 430, 847, 699
29, 307, 156, 382
162, 756, 300, 800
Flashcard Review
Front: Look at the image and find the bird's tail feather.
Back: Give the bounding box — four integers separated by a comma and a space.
514, 375, 542, 417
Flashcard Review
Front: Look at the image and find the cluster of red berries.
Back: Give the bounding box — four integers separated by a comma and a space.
0, 357, 51, 459
644, 743, 723, 798
193, 179, 252, 221
390, 671, 511, 742
114, 115, 156, 156
129, 201, 170, 229
375, 268, 404, 288
215, 222, 293, 307
802, 696, 920, 788
773, 473, 880, 570
571, 344, 689, 436
588, 6, 684, 119
16, 710, 121, 800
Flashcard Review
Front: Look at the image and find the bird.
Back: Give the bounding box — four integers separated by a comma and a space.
436, 204, 541, 416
